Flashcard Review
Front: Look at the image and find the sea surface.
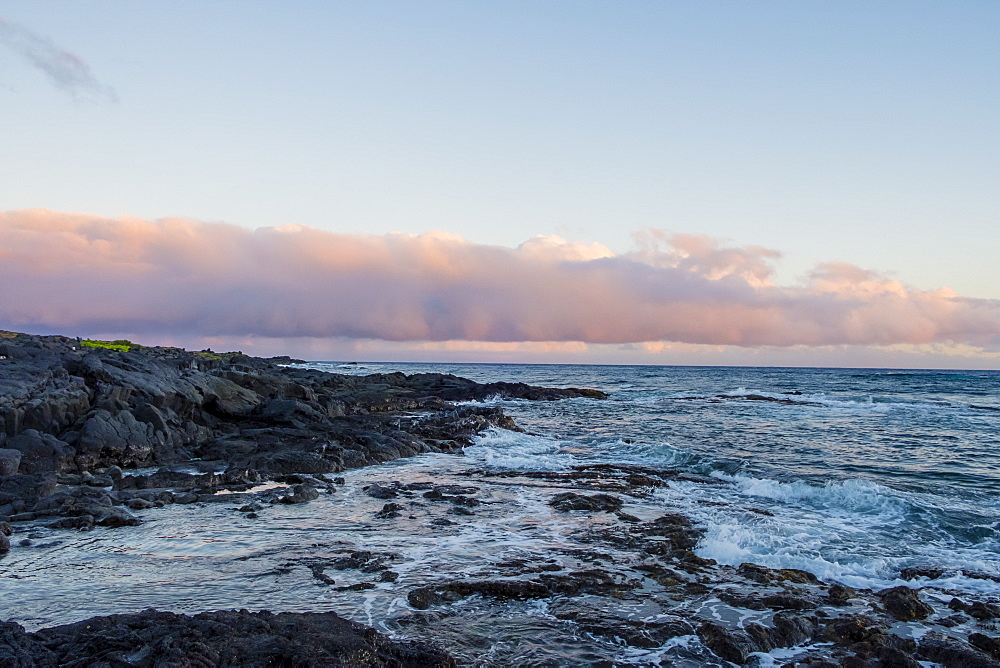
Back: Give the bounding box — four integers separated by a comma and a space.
4, 363, 999, 664
322, 363, 1000, 592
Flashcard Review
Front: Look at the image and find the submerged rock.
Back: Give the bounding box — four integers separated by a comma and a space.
407, 569, 639, 610
549, 491, 624, 512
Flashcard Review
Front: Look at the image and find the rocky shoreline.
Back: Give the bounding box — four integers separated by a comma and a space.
1, 331, 998, 666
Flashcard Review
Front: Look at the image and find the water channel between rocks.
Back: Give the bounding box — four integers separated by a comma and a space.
5, 448, 739, 665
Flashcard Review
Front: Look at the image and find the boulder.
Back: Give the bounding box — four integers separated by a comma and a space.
77, 410, 158, 470
918, 631, 998, 668
877, 585, 933, 621
0, 449, 21, 476
7, 430, 75, 473
549, 492, 624, 512
278, 484, 320, 505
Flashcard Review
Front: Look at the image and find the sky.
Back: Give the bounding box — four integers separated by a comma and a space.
1, 2, 999, 367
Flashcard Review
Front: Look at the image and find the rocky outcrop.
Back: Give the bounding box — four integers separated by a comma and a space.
0, 331, 603, 527
0, 609, 455, 667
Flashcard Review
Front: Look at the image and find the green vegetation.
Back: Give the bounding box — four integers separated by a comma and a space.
80, 339, 141, 352
194, 349, 245, 361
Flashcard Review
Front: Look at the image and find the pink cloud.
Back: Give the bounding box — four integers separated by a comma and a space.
2, 209, 999, 351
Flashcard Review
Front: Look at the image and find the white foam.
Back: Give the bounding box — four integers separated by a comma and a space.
747, 643, 834, 667
651, 476, 1000, 594
711, 473, 908, 519
464, 428, 575, 471
718, 387, 963, 414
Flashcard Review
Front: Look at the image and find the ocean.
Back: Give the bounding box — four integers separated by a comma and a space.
317, 362, 1000, 593
5, 363, 999, 664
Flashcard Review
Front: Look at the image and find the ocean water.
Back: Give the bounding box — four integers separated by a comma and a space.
4, 363, 999, 663
313, 362, 1000, 592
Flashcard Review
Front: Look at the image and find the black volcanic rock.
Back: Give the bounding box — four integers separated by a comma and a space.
549, 491, 624, 512
877, 585, 934, 621
0, 331, 604, 527
0, 609, 455, 667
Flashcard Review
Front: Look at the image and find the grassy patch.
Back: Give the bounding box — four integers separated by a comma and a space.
81, 339, 141, 352
194, 350, 244, 361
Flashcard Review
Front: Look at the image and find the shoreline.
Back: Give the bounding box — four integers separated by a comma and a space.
1, 332, 998, 666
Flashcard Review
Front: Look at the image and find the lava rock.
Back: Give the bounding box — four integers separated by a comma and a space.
365, 483, 398, 500
918, 631, 999, 668
877, 585, 934, 621
827, 583, 856, 605
279, 484, 320, 505
697, 621, 766, 664
737, 562, 819, 584
970, 634, 1000, 661
550, 603, 693, 649
549, 492, 624, 512
0, 449, 22, 476
3, 609, 456, 666
407, 569, 638, 609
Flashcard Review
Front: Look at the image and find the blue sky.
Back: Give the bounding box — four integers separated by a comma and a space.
2, 2, 999, 366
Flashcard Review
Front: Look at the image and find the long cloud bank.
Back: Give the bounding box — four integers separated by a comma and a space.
2, 209, 999, 350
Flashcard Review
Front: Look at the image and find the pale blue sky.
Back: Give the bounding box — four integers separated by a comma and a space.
2, 2, 999, 365
3, 2, 998, 294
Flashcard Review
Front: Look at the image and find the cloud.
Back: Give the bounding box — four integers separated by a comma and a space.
0, 18, 116, 101
2, 209, 1000, 352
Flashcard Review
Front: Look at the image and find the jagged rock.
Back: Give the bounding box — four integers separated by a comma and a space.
248, 450, 337, 476
376, 503, 403, 519
0, 474, 57, 509
820, 613, 919, 665
877, 585, 934, 621
697, 621, 766, 664
549, 491, 624, 512
279, 484, 320, 505
970, 634, 1000, 661
737, 562, 818, 584
0, 620, 56, 665
719, 588, 822, 611
77, 410, 158, 470
7, 430, 74, 474
0, 449, 21, 476
0, 609, 455, 666
259, 398, 321, 424
949, 598, 1000, 621
549, 602, 693, 648
918, 631, 999, 668
827, 583, 856, 605
0, 332, 605, 554
365, 483, 399, 499
407, 569, 639, 609
900, 566, 946, 580
589, 513, 705, 565
126, 498, 155, 510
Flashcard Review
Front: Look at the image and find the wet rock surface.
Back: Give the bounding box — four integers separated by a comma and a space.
0, 609, 455, 667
